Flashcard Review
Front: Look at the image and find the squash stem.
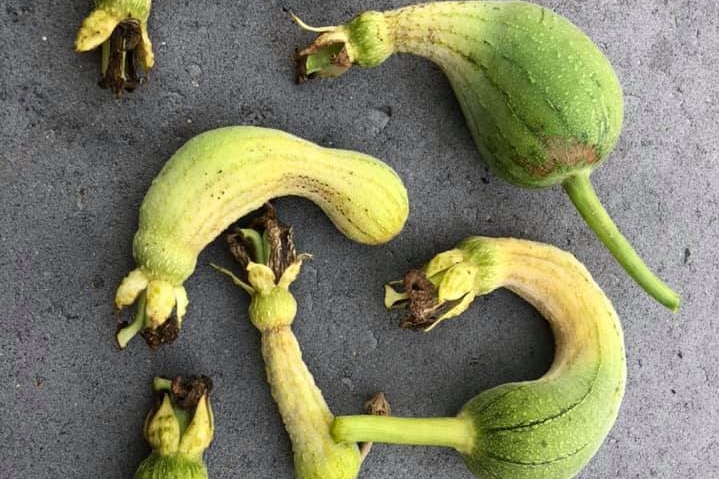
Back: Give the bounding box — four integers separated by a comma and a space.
562, 173, 680, 311
152, 377, 173, 392
332, 415, 474, 455
116, 292, 147, 348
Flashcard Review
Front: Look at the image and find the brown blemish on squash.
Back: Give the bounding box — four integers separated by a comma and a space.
527, 138, 601, 177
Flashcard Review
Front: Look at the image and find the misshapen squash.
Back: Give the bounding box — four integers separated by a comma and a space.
114, 126, 408, 348
295, 1, 680, 311
332, 237, 626, 479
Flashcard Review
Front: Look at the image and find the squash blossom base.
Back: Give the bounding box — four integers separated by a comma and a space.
134, 376, 214, 479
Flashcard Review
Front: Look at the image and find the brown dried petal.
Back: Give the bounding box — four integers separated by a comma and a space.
98, 19, 145, 97
226, 230, 253, 282
364, 392, 391, 416
171, 375, 214, 410
400, 270, 440, 330
142, 319, 179, 349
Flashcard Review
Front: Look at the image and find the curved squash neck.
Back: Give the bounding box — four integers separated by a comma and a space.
488, 238, 624, 377
384, 2, 503, 64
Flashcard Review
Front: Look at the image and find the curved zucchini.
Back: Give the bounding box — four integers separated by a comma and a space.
115, 126, 408, 348
332, 237, 626, 479
295, 1, 680, 311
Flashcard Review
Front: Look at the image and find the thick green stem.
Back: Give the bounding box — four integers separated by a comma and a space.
332, 415, 475, 455
562, 173, 680, 311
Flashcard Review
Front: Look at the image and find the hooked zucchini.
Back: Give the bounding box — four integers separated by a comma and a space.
295, 1, 680, 311
333, 237, 626, 479
114, 126, 409, 348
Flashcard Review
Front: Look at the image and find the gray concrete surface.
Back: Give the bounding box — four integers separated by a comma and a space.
1, 1, 717, 478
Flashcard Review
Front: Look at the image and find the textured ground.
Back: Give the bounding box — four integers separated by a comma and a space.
1, 1, 717, 478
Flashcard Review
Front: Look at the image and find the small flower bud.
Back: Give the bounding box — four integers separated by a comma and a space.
134, 376, 214, 479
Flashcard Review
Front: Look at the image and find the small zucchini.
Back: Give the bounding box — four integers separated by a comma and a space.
114, 126, 409, 348
213, 207, 374, 479
332, 237, 626, 479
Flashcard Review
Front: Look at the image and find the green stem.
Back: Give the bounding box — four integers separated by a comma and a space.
332, 415, 475, 455
562, 173, 680, 311
116, 292, 147, 348
153, 377, 173, 392
240, 228, 267, 264
100, 37, 110, 77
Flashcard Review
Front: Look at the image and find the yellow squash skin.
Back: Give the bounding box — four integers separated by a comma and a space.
115, 126, 409, 348
255, 294, 362, 479
215, 215, 363, 479
332, 237, 626, 479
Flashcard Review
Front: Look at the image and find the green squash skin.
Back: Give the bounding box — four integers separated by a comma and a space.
134, 452, 208, 479
298, 1, 679, 311
331, 237, 626, 479
457, 238, 626, 479
460, 356, 624, 479
329, 1, 625, 188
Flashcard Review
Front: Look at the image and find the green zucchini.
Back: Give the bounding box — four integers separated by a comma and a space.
332, 237, 626, 479
295, 1, 680, 311
114, 126, 408, 348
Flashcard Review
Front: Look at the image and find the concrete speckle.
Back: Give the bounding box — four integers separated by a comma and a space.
1, 1, 718, 478
357, 107, 393, 137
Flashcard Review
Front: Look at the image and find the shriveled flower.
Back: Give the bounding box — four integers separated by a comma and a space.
115, 272, 188, 349
385, 239, 503, 331
212, 204, 310, 330
74, 0, 154, 96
